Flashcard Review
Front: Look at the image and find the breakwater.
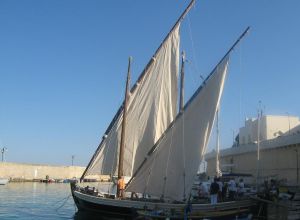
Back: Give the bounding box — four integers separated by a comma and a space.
0, 162, 85, 181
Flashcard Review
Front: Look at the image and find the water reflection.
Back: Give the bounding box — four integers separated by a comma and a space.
0, 182, 75, 219
0, 182, 126, 220
73, 211, 127, 220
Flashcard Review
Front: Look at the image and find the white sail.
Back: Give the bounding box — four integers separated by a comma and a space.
84, 24, 180, 177
126, 56, 229, 201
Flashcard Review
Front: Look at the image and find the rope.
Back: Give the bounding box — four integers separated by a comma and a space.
187, 14, 204, 81
52, 193, 71, 204
55, 193, 72, 212
238, 44, 243, 128
161, 124, 175, 199
143, 145, 159, 197
106, 126, 116, 180
181, 111, 186, 200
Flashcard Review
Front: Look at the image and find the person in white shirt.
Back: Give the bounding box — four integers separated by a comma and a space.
228, 178, 237, 200
217, 178, 223, 202
238, 178, 245, 196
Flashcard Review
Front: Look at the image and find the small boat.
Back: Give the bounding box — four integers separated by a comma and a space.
40, 178, 55, 183
0, 178, 9, 185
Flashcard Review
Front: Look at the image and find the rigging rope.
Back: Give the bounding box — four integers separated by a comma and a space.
143, 144, 160, 198
160, 124, 175, 199
181, 111, 186, 200
187, 14, 204, 81
107, 124, 117, 178
55, 193, 71, 212
238, 44, 243, 128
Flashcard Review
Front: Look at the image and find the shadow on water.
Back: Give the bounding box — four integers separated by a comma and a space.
73, 211, 253, 220
73, 211, 130, 220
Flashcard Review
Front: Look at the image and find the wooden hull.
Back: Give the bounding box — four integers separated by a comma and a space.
71, 183, 136, 218
71, 183, 257, 219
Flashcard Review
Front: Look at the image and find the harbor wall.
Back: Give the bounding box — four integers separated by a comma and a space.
0, 162, 86, 180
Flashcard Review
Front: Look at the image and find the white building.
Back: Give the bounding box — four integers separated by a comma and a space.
239, 115, 300, 145
206, 115, 300, 185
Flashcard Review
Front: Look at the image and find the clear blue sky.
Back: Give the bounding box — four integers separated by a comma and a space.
1, 0, 299, 166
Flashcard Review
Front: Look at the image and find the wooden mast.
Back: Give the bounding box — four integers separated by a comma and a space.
117, 56, 132, 198
179, 51, 185, 113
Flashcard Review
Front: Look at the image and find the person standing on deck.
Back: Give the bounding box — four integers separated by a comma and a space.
228, 178, 237, 200
210, 177, 219, 204
117, 176, 125, 198
238, 178, 245, 197
217, 178, 223, 202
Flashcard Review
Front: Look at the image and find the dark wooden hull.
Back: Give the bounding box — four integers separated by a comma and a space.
70, 183, 257, 219
73, 196, 135, 219
71, 182, 136, 219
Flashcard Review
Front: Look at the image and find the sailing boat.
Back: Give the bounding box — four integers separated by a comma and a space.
71, 0, 256, 218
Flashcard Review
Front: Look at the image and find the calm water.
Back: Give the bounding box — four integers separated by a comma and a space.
0, 182, 78, 219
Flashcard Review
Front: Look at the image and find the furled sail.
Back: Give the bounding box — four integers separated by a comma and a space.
126, 56, 229, 201
83, 24, 180, 178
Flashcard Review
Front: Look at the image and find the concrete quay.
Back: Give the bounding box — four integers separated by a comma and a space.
0, 162, 86, 181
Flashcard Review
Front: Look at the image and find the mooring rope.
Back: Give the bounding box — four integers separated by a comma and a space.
55, 193, 72, 212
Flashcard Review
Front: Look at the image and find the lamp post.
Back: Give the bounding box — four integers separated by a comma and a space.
71, 155, 75, 166
232, 129, 235, 147
256, 103, 262, 191
1, 147, 8, 162
286, 112, 291, 135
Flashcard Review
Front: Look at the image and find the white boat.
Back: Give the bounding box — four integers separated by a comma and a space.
0, 178, 9, 185
71, 0, 255, 218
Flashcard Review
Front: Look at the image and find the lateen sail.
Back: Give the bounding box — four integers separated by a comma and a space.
84, 24, 180, 178
126, 56, 229, 201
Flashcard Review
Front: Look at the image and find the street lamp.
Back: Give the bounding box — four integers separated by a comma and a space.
71, 155, 75, 166
1, 147, 8, 162
232, 129, 235, 147
286, 112, 291, 135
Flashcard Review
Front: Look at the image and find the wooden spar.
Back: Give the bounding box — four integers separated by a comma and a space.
179, 51, 185, 113
117, 57, 132, 198
80, 0, 196, 181
216, 108, 220, 177
132, 0, 195, 92
126, 27, 251, 190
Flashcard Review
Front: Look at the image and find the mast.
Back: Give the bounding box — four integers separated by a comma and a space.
80, 0, 195, 181
256, 101, 262, 191
215, 108, 220, 177
179, 51, 185, 113
117, 57, 132, 198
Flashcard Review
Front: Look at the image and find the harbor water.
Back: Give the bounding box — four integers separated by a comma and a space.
0, 182, 77, 219
0, 182, 116, 220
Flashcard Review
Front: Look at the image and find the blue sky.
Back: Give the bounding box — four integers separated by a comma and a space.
0, 0, 299, 166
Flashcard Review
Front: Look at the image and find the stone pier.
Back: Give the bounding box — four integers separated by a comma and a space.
0, 162, 86, 181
